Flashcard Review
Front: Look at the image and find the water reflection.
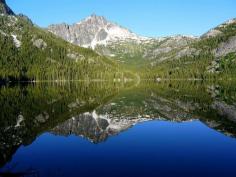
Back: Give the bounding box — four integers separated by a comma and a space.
50, 81, 236, 142
1, 81, 236, 176
0, 82, 124, 167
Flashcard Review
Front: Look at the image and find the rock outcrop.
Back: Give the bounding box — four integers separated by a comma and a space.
215, 36, 236, 57
48, 14, 144, 49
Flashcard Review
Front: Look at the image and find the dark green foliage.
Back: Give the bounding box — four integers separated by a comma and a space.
0, 81, 128, 166
141, 21, 236, 80
0, 12, 235, 81
219, 52, 236, 76
0, 15, 135, 81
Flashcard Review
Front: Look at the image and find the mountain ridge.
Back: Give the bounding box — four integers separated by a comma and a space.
48, 14, 200, 67
48, 14, 236, 79
0, 2, 134, 82
0, 0, 236, 81
0, 0, 14, 15
48, 14, 150, 49
48, 14, 198, 48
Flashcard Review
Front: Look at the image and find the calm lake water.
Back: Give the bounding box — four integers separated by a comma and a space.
1, 81, 236, 177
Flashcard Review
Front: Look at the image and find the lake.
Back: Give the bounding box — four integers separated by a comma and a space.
0, 81, 236, 177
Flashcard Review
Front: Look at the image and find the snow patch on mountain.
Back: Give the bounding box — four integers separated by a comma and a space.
48, 14, 150, 49
80, 16, 151, 49
88, 24, 148, 49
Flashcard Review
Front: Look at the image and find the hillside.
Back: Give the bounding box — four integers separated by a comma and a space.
48, 15, 197, 68
1, 0, 235, 81
0, 1, 134, 82
49, 15, 236, 80
144, 19, 236, 79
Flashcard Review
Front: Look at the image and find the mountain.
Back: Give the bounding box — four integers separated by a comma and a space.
48, 15, 197, 67
48, 15, 236, 79
1, 1, 236, 81
48, 14, 148, 49
0, 2, 134, 82
145, 18, 236, 79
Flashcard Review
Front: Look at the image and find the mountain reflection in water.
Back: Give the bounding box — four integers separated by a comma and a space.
1, 81, 236, 177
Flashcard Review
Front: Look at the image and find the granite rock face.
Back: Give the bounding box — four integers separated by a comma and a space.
215, 36, 236, 57
48, 15, 198, 63
48, 14, 142, 49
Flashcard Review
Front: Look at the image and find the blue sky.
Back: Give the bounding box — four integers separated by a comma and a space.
7, 0, 236, 37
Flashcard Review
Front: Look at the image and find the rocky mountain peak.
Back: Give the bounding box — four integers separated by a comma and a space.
0, 0, 14, 15
79, 14, 107, 25
48, 14, 143, 49
75, 14, 109, 31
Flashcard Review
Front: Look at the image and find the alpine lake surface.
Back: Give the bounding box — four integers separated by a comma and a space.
1, 80, 236, 177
